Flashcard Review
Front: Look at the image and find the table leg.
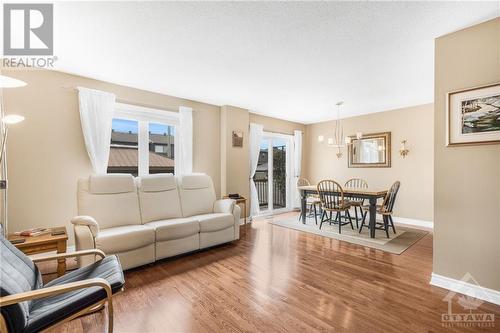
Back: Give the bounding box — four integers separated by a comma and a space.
369, 197, 377, 238
301, 190, 307, 224
56, 240, 66, 277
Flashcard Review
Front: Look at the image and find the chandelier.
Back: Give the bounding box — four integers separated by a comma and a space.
317, 101, 362, 159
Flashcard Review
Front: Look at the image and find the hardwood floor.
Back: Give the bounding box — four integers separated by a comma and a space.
48, 212, 499, 333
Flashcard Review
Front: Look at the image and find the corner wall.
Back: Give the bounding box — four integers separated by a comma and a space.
434, 18, 500, 291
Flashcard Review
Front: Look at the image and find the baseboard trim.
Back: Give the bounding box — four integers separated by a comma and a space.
430, 272, 500, 306
393, 216, 433, 229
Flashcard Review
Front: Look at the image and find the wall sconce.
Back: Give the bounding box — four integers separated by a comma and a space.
399, 140, 409, 158
317, 135, 324, 143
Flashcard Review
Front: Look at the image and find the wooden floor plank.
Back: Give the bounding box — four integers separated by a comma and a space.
47, 212, 500, 332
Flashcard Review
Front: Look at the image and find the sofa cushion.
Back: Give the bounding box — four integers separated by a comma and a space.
194, 213, 234, 232
137, 174, 183, 223
78, 176, 141, 229
89, 174, 136, 194
96, 225, 155, 254
146, 217, 200, 241
138, 173, 177, 192
179, 174, 216, 217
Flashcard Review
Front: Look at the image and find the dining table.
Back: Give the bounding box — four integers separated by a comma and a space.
298, 185, 388, 238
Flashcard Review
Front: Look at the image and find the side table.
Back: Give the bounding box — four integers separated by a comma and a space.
8, 226, 68, 277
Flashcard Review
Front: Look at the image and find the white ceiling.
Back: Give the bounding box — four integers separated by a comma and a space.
52, 1, 499, 124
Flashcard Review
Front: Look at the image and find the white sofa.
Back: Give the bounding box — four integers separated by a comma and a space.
71, 173, 240, 270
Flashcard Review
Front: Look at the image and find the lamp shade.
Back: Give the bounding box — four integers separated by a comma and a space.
2, 114, 25, 125
0, 75, 27, 88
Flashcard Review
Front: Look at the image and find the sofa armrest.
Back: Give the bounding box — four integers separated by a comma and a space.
71, 216, 100, 267
213, 199, 235, 214
71, 215, 99, 237
214, 199, 240, 240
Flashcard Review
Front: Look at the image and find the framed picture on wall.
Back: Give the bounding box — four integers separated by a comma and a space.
447, 82, 500, 146
232, 130, 243, 147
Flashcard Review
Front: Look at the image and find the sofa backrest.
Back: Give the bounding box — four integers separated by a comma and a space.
137, 174, 183, 223
77, 174, 141, 229
179, 174, 216, 217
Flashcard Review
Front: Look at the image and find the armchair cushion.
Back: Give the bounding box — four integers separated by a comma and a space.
0, 236, 43, 333
25, 255, 124, 333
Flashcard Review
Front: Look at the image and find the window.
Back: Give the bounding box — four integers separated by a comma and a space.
149, 122, 175, 174
108, 119, 139, 175
107, 103, 179, 176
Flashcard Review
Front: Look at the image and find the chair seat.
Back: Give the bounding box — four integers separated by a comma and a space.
25, 256, 124, 333
146, 217, 200, 241
306, 196, 321, 204
322, 200, 351, 211
96, 225, 155, 254
361, 204, 391, 215
194, 213, 234, 232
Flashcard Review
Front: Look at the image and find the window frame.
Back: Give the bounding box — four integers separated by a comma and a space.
113, 103, 179, 176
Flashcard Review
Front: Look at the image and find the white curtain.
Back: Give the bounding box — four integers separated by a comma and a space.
293, 130, 303, 208
177, 106, 193, 175
77, 87, 116, 174
249, 123, 264, 217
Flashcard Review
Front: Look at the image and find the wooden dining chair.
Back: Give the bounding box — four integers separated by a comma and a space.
344, 178, 368, 228
297, 178, 321, 224
360, 181, 401, 238
317, 180, 353, 233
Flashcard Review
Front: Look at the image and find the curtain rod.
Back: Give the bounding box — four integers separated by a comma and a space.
261, 129, 295, 137
61, 86, 177, 112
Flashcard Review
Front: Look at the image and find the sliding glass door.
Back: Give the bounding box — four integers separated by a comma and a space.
253, 133, 292, 214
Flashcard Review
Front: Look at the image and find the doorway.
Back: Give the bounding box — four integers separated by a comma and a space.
253, 132, 293, 215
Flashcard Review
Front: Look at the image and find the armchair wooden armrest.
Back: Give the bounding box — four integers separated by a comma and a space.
0, 277, 111, 306
0, 278, 114, 333
31, 249, 106, 263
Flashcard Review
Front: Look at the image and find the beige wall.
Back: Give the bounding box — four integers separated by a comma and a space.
220, 105, 250, 203
2, 69, 221, 244
434, 18, 500, 291
305, 104, 434, 222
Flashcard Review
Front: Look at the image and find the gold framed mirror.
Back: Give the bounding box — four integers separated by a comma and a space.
348, 132, 391, 168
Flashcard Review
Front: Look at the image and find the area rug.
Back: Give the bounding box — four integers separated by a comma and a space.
268, 216, 428, 254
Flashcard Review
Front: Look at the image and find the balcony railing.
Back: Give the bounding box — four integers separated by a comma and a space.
254, 178, 286, 208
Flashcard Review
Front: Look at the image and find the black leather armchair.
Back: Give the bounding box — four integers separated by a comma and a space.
0, 234, 124, 333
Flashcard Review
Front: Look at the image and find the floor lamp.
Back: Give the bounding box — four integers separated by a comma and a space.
0, 74, 27, 236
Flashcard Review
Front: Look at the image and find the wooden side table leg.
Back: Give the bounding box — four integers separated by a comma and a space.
243, 201, 247, 225
56, 240, 67, 277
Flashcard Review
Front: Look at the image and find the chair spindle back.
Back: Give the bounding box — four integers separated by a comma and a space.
382, 181, 401, 213
344, 178, 368, 202
296, 178, 311, 187
317, 180, 344, 210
